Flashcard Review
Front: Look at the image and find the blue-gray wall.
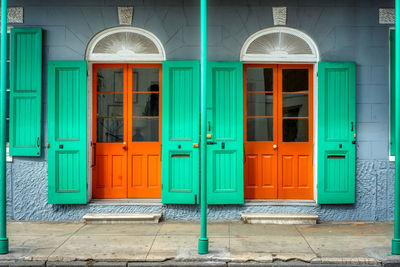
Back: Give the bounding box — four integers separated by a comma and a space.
5, 0, 396, 221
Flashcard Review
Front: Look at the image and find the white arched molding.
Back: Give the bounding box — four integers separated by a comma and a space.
240, 27, 320, 62
86, 26, 166, 62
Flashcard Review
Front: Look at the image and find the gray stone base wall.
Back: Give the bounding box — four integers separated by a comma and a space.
5, 158, 395, 222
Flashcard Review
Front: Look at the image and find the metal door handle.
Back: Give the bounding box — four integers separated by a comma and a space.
122, 142, 127, 149
273, 144, 278, 150
37, 137, 40, 147
193, 143, 199, 148
207, 142, 217, 145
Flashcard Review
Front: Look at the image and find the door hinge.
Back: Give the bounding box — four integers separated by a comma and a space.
195, 194, 197, 205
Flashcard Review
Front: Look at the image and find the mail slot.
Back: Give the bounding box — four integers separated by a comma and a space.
172, 154, 190, 158
327, 155, 345, 159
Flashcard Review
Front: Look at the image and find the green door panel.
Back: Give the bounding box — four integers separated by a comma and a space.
9, 28, 42, 156
48, 61, 87, 204
207, 61, 244, 204
317, 62, 356, 204
162, 61, 200, 204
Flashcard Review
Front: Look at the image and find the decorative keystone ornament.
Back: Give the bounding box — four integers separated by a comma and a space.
118, 6, 134, 25
273, 7, 287, 26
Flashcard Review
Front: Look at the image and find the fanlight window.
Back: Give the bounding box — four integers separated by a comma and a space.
86, 27, 165, 62
241, 27, 319, 62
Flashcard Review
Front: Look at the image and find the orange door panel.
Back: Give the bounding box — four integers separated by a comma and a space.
244, 64, 314, 200
93, 64, 128, 198
244, 65, 278, 199
127, 65, 162, 198
92, 64, 162, 199
277, 65, 313, 199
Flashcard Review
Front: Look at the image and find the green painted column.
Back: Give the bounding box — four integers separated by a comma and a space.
393, 0, 400, 255
198, 0, 209, 255
0, 0, 9, 254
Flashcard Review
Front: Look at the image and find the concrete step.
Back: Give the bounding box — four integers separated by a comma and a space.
240, 213, 318, 225
83, 213, 162, 224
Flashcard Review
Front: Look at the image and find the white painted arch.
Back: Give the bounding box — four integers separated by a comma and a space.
86, 26, 166, 62
240, 27, 320, 62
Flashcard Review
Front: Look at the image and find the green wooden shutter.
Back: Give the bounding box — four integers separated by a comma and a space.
317, 62, 356, 204
207, 61, 244, 204
48, 61, 87, 204
162, 61, 200, 204
9, 28, 42, 156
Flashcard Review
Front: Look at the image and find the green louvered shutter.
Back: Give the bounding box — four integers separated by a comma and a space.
48, 61, 87, 204
207, 61, 244, 204
9, 28, 42, 156
162, 61, 200, 204
317, 62, 356, 204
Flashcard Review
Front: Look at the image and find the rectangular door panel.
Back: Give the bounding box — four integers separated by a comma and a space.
261, 155, 274, 187
207, 62, 244, 204
245, 154, 257, 187
148, 155, 161, 187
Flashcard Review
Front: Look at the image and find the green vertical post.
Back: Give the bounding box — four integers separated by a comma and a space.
393, 0, 400, 255
0, 0, 9, 254
198, 0, 209, 255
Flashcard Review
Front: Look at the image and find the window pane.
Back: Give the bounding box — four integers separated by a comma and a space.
282, 69, 308, 92
247, 93, 273, 116
97, 118, 124, 143
97, 68, 124, 92
283, 94, 308, 117
133, 93, 159, 116
133, 68, 159, 92
247, 118, 273, 141
97, 94, 123, 117
246, 68, 273, 92
133, 118, 159, 142
283, 119, 308, 142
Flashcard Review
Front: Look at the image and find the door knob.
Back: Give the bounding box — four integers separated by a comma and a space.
273, 144, 278, 150
122, 142, 127, 149
193, 143, 199, 148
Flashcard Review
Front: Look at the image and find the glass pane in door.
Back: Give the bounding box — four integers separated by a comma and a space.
132, 68, 160, 142
96, 68, 124, 143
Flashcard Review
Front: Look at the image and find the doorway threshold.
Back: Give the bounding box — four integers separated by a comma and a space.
89, 199, 162, 206
244, 199, 317, 206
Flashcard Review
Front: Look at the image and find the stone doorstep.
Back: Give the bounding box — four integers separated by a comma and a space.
82, 213, 162, 224
240, 213, 318, 225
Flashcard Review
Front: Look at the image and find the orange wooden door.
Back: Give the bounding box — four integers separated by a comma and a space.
277, 65, 313, 199
244, 64, 313, 199
93, 64, 128, 198
244, 65, 278, 199
127, 65, 162, 198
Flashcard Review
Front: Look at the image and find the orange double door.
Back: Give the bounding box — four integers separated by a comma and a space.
92, 64, 162, 199
244, 64, 314, 199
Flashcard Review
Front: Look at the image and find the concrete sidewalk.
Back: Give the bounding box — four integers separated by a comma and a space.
0, 221, 398, 266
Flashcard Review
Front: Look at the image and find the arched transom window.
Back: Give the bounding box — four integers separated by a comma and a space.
86, 26, 166, 62
241, 27, 319, 62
